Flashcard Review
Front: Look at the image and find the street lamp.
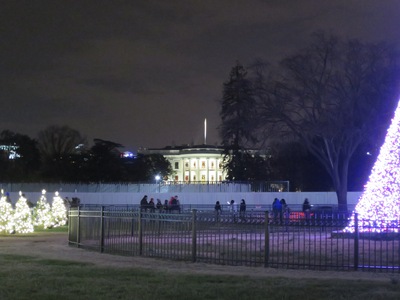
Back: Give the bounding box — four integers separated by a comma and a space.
155, 175, 161, 192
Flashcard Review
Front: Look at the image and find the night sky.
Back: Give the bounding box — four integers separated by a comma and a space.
1, 1, 399, 152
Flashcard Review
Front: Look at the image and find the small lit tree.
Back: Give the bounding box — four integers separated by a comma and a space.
0, 189, 14, 234
14, 191, 34, 234
33, 189, 53, 229
51, 191, 67, 227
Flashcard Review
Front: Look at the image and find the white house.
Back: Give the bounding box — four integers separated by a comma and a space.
138, 144, 227, 183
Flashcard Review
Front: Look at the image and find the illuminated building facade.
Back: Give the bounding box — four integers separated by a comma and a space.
138, 145, 227, 183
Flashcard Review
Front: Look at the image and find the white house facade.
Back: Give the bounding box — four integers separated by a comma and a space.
138, 145, 227, 183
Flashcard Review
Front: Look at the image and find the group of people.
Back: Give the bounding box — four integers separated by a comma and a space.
140, 195, 181, 213
139, 195, 312, 223
272, 197, 312, 223
214, 199, 247, 222
272, 198, 290, 224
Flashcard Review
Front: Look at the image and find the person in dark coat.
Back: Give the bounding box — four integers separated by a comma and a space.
140, 195, 148, 212
239, 199, 246, 221
156, 199, 163, 211
214, 201, 222, 221
148, 198, 155, 212
302, 198, 311, 221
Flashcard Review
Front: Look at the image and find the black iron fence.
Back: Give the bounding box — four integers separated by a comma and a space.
68, 207, 400, 272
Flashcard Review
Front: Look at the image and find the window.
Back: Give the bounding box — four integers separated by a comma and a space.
201, 161, 206, 169
174, 162, 179, 169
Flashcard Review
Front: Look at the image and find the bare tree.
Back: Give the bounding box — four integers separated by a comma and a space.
255, 32, 399, 210
37, 125, 87, 180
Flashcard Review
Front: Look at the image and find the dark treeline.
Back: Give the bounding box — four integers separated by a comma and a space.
0, 126, 172, 183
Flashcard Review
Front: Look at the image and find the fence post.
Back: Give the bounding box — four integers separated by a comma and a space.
192, 209, 197, 262
100, 206, 104, 253
354, 213, 359, 271
77, 206, 81, 248
139, 211, 143, 255
264, 211, 270, 267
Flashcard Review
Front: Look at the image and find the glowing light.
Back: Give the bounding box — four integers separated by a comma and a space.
51, 191, 67, 227
122, 151, 134, 158
344, 99, 400, 233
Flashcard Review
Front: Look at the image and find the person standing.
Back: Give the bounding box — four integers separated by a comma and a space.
239, 199, 246, 221
302, 198, 311, 222
140, 195, 148, 212
148, 198, 155, 212
156, 199, 163, 211
163, 200, 169, 212
228, 200, 237, 222
214, 201, 222, 222
280, 198, 290, 227
272, 198, 282, 224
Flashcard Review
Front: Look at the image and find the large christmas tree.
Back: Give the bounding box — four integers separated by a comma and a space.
345, 99, 400, 233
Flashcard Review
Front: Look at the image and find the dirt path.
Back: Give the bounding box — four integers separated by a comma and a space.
0, 232, 398, 282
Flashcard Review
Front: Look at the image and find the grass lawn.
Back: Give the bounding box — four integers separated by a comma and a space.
0, 253, 399, 300
0, 228, 399, 299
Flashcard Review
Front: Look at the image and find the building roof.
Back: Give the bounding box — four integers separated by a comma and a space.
138, 144, 224, 155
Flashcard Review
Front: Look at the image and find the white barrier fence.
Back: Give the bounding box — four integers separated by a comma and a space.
4, 191, 362, 208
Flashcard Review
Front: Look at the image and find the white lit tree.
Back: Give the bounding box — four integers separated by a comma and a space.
345, 99, 400, 233
0, 189, 14, 234
33, 189, 53, 229
51, 191, 67, 227
14, 191, 34, 234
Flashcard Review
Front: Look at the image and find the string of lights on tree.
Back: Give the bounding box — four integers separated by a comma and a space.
14, 191, 34, 234
33, 189, 54, 229
51, 191, 68, 227
345, 99, 400, 233
0, 189, 14, 234
0, 190, 67, 234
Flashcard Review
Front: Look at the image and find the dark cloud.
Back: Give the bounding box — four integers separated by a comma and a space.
1, 0, 399, 151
